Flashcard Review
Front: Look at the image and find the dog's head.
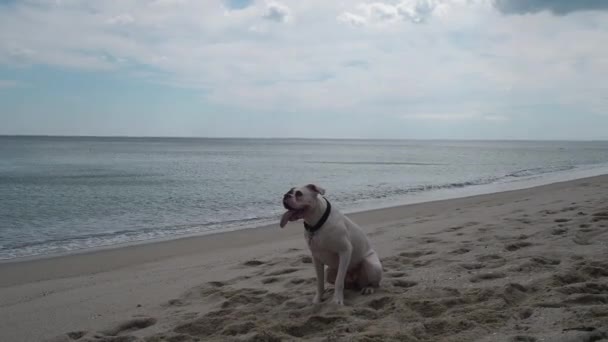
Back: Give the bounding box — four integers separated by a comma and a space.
280, 184, 326, 228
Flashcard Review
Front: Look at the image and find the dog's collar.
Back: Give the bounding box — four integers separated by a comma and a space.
304, 198, 331, 234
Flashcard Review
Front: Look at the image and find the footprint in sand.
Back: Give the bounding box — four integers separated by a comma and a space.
266, 268, 300, 276
261, 277, 281, 284
505, 241, 533, 252
300, 255, 312, 264
470, 272, 506, 283
221, 321, 257, 336
551, 228, 568, 235
399, 250, 435, 258
476, 254, 507, 268
289, 255, 313, 267
46, 331, 88, 341
405, 299, 447, 318
175, 315, 227, 337
531, 256, 561, 266
510, 256, 561, 273
450, 247, 471, 255
165, 298, 187, 307
460, 263, 485, 270
367, 297, 394, 311
352, 307, 380, 320
573, 232, 593, 245
502, 283, 528, 305
243, 259, 265, 267
284, 315, 349, 338
392, 279, 418, 289
518, 308, 534, 319
446, 225, 466, 232
287, 277, 315, 285
208, 281, 226, 288
222, 295, 264, 310
101, 317, 157, 336
412, 259, 435, 268
565, 294, 608, 306
557, 282, 608, 295
387, 271, 408, 278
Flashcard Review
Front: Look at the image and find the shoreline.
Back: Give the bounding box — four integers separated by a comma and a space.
0, 173, 605, 288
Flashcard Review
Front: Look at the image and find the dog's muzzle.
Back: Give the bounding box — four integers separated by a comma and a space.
283, 194, 296, 210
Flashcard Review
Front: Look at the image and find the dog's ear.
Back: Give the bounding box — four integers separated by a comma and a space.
306, 184, 326, 195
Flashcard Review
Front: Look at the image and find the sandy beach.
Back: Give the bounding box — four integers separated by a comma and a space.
1, 175, 608, 342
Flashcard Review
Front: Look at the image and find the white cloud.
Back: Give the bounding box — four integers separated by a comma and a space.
338, 0, 446, 26
337, 12, 367, 27
397, 0, 439, 23
106, 13, 134, 25
262, 2, 291, 22
361, 2, 401, 22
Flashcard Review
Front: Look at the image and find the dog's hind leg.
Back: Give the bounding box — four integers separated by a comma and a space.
358, 250, 383, 295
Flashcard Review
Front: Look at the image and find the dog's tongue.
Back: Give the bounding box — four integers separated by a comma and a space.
280, 210, 305, 228
280, 210, 295, 228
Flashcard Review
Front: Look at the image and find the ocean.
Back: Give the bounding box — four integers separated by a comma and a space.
1, 136, 608, 260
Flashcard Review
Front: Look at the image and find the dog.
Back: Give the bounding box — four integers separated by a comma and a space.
280, 184, 382, 305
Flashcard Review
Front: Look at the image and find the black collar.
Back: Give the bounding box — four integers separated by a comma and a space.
304, 198, 331, 234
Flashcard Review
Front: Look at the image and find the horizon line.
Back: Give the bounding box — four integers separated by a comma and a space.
1, 134, 607, 142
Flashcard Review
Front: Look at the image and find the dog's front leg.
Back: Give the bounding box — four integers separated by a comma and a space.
333, 244, 352, 305
312, 257, 324, 304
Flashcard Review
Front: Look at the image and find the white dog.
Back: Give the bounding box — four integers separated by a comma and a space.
280, 184, 383, 305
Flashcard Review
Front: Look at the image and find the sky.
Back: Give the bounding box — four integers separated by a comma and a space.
0, 0, 607, 140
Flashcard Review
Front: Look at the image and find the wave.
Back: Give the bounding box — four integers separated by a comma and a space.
506, 165, 575, 178
0, 216, 275, 260
333, 164, 579, 203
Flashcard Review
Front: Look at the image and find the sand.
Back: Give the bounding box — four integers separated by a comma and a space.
1, 175, 608, 342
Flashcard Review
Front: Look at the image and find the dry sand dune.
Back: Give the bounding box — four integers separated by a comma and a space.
2, 176, 608, 342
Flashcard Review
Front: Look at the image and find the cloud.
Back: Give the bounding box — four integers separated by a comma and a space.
0, 0, 607, 130
106, 13, 134, 25
337, 12, 367, 27
361, 2, 401, 22
397, 0, 439, 23
338, 0, 444, 26
262, 2, 291, 22
493, 0, 608, 15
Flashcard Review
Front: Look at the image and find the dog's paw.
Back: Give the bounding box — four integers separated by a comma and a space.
333, 296, 344, 306
361, 287, 375, 295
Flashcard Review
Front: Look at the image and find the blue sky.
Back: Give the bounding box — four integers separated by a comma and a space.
1, 0, 607, 139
